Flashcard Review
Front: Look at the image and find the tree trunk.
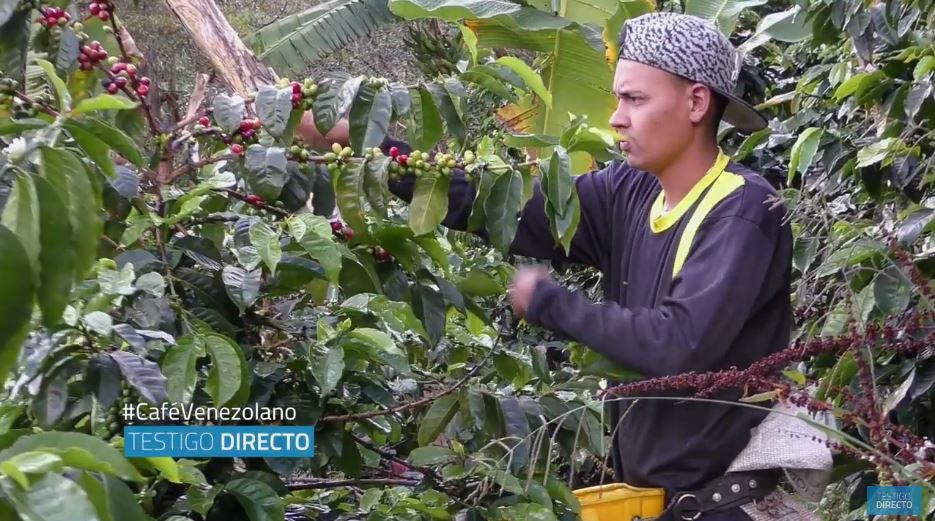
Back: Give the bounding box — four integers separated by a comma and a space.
162, 0, 277, 98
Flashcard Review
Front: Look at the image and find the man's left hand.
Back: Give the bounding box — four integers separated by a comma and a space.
509, 265, 552, 318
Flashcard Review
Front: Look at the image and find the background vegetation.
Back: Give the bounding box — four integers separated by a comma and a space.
0, 0, 934, 520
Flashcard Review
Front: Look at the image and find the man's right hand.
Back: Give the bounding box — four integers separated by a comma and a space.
296, 111, 350, 151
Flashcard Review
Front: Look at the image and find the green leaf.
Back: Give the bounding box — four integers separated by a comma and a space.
550, 189, 580, 256
914, 56, 935, 81
54, 27, 80, 77
568, 342, 642, 381
0, 1, 16, 27
495, 56, 551, 106
249, 221, 282, 276
461, 66, 516, 100
343, 328, 407, 371
349, 82, 392, 154
782, 370, 807, 386
820, 300, 850, 337
161, 335, 205, 404
897, 209, 935, 245
40, 147, 101, 281
134, 272, 165, 298
417, 394, 459, 446
78, 472, 149, 521
905, 79, 931, 123
427, 83, 465, 146
539, 146, 573, 217
360, 488, 382, 511
856, 138, 898, 168
390, 0, 521, 20
223, 479, 284, 521
340, 293, 428, 340
1, 171, 40, 282
36, 59, 71, 113
499, 396, 531, 471
503, 133, 559, 148
1, 472, 100, 521
873, 266, 911, 316
834, 71, 884, 100
64, 121, 116, 178
0, 8, 30, 85
109, 351, 168, 405
484, 170, 523, 252
883, 367, 914, 415
816, 239, 886, 277
408, 446, 455, 466
0, 432, 143, 481
787, 127, 822, 183
71, 94, 139, 115
203, 333, 246, 407
213, 94, 246, 133
467, 169, 494, 232
407, 86, 443, 152
363, 155, 392, 218
738, 5, 812, 52
499, 502, 558, 521
255, 86, 293, 138
78, 473, 111, 521
0, 118, 49, 135
188, 484, 223, 517
0, 451, 63, 488
247, 0, 397, 78
816, 354, 857, 402
309, 345, 344, 398
289, 214, 342, 282
66, 118, 144, 167
313, 75, 364, 136
409, 171, 451, 236
684, 0, 767, 35
83, 311, 113, 335
222, 265, 262, 313
0, 225, 34, 385
244, 145, 288, 201
334, 161, 368, 237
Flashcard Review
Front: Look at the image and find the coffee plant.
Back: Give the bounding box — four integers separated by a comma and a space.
1, 0, 935, 520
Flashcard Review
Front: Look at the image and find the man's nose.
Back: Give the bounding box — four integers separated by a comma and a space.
609, 102, 628, 130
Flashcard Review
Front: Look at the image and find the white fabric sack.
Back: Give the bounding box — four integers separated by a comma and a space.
725, 397, 837, 521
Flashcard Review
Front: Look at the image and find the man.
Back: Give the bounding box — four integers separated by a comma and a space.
300, 12, 794, 521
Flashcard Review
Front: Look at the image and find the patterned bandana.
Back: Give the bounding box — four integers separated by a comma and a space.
618, 12, 768, 132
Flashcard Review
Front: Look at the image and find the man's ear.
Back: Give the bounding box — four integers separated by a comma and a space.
687, 83, 711, 125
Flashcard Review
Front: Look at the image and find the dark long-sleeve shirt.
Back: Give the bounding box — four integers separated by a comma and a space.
380, 136, 793, 497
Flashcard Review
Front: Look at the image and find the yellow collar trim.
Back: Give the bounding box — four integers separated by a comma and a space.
650, 149, 731, 233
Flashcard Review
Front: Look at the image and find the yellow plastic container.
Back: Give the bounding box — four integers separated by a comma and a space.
573, 483, 666, 521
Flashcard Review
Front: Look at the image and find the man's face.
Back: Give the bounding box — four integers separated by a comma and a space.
609, 59, 697, 174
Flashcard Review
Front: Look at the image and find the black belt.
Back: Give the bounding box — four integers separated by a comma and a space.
651, 469, 782, 521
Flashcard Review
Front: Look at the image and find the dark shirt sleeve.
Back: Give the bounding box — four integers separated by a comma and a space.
381, 135, 612, 269
525, 214, 779, 377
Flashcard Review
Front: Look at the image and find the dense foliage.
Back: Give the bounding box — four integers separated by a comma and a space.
0, 0, 935, 521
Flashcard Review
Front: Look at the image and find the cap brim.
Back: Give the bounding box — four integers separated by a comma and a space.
713, 87, 768, 133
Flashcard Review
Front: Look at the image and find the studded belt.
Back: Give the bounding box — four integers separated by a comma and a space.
650, 469, 783, 521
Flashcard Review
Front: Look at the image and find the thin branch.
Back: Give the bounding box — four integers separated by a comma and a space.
216, 187, 291, 218
320, 342, 496, 423
174, 72, 210, 133
349, 433, 441, 481
107, 15, 160, 135
285, 478, 420, 491
12, 91, 58, 117
162, 152, 234, 184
